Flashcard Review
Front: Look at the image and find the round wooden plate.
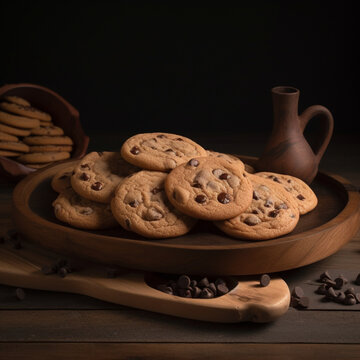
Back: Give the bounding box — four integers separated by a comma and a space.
12, 157, 360, 275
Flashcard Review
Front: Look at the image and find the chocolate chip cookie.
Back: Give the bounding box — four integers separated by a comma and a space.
165, 156, 253, 220
254, 172, 318, 215
206, 150, 255, 173
31, 125, 64, 136
0, 141, 29, 153
4, 96, 31, 107
121, 132, 207, 171
23, 135, 73, 146
71, 151, 139, 204
17, 151, 70, 163
51, 164, 76, 193
0, 110, 40, 129
0, 123, 31, 137
0, 102, 52, 121
111, 170, 197, 238
52, 188, 118, 230
215, 174, 300, 240
0, 131, 18, 142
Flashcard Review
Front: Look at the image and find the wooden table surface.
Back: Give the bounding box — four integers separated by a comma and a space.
0, 132, 359, 359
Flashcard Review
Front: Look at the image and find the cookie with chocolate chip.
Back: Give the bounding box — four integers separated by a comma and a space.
111, 170, 197, 238
206, 150, 255, 173
165, 156, 253, 221
51, 164, 77, 193
255, 172, 318, 215
121, 132, 207, 171
0, 102, 51, 121
215, 174, 299, 240
71, 151, 138, 204
52, 188, 118, 230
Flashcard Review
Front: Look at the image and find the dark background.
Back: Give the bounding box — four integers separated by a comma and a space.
0, 1, 356, 141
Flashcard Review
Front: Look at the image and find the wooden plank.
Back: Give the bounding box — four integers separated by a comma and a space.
0, 309, 359, 343
1, 343, 360, 360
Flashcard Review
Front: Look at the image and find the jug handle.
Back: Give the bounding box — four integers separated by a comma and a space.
299, 105, 334, 162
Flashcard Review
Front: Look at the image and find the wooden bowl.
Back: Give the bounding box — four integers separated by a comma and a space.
0, 83, 89, 181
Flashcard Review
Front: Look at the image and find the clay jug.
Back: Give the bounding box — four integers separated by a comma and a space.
256, 86, 334, 184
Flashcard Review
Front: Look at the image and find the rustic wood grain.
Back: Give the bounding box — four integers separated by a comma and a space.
0, 309, 359, 343
1, 343, 360, 360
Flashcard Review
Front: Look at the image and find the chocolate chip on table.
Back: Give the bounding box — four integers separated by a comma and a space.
195, 194, 207, 204
297, 194, 305, 200
290, 296, 300, 308
324, 279, 337, 287
198, 277, 210, 288
209, 282, 217, 296
297, 296, 310, 309
355, 273, 360, 285
315, 283, 328, 295
130, 146, 140, 155
260, 274, 271, 287
344, 294, 357, 305
91, 182, 103, 191
344, 287, 356, 297
157, 284, 173, 295
291, 286, 304, 299
335, 291, 346, 303
326, 287, 337, 299
216, 282, 229, 296
334, 277, 346, 290
41, 265, 55, 275
15, 288, 26, 301
190, 279, 197, 287
217, 192, 230, 204
355, 293, 360, 304
58, 267, 68, 278
80, 172, 90, 181
188, 158, 199, 167
320, 271, 332, 282
191, 286, 202, 298
177, 275, 191, 289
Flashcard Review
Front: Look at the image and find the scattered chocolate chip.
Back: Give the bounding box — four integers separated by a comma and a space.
297, 194, 305, 200
219, 173, 230, 180
334, 277, 345, 290
315, 284, 328, 295
355, 273, 360, 285
177, 275, 191, 289
290, 296, 300, 307
130, 146, 140, 155
355, 293, 360, 304
80, 164, 90, 169
326, 287, 337, 299
335, 291, 346, 303
91, 182, 103, 191
190, 280, 197, 287
325, 279, 337, 287
80, 172, 90, 181
217, 192, 230, 204
188, 158, 199, 167
344, 294, 357, 305
198, 277, 210, 288
292, 286, 304, 299
195, 194, 207, 204
209, 282, 217, 296
200, 288, 214, 299
15, 288, 25, 301
268, 209, 280, 218
345, 287, 356, 297
297, 296, 310, 309
320, 271, 332, 282
216, 283, 229, 296
151, 187, 162, 194
191, 286, 202, 298
129, 200, 139, 208
253, 191, 260, 200
260, 274, 271, 287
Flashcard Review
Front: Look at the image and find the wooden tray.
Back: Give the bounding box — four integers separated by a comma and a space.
0, 239, 290, 323
12, 157, 360, 275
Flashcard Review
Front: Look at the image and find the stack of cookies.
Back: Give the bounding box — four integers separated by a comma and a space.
0, 95, 73, 169
51, 132, 318, 240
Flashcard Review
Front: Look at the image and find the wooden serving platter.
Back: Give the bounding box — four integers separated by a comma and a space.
0, 239, 290, 323
12, 157, 360, 276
